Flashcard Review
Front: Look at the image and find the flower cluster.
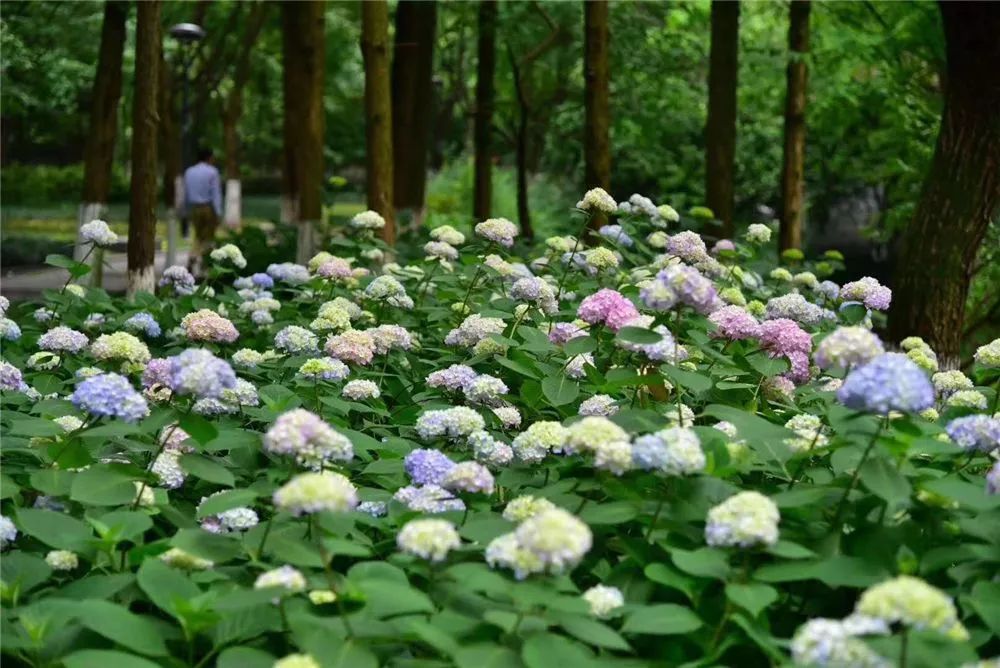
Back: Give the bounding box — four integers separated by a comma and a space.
837, 353, 935, 414
487, 508, 592, 579
181, 309, 239, 343
705, 491, 780, 548
264, 409, 353, 469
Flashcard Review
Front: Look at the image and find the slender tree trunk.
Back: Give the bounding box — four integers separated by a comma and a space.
473, 0, 497, 223
127, 0, 161, 298
584, 0, 611, 232
888, 2, 1000, 366
281, 4, 302, 225
282, 1, 325, 262
77, 1, 127, 266
158, 52, 182, 268
391, 0, 437, 223
362, 0, 396, 246
508, 48, 533, 242
779, 0, 810, 252
705, 0, 739, 239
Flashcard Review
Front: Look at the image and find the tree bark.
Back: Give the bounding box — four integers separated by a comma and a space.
705, 0, 739, 239
283, 1, 325, 262
127, 0, 162, 298
508, 46, 534, 242
473, 0, 497, 223
887, 2, 1000, 365
391, 0, 437, 219
77, 1, 127, 263
158, 52, 182, 269
779, 0, 810, 252
584, 0, 611, 232
281, 3, 302, 225
362, 0, 396, 246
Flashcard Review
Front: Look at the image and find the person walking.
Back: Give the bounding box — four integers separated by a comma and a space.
184, 147, 223, 275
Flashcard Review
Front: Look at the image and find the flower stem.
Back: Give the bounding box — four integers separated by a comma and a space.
831, 416, 886, 527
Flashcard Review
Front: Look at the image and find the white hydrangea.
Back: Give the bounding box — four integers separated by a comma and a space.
582, 584, 625, 619
397, 519, 461, 562
705, 491, 780, 548
576, 187, 617, 213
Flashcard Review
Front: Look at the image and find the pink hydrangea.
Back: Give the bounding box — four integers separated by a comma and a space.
577, 289, 640, 332
548, 322, 586, 345
181, 310, 239, 343
708, 306, 759, 341
325, 330, 376, 366
784, 351, 812, 385
317, 258, 353, 280
757, 318, 812, 357
712, 239, 736, 255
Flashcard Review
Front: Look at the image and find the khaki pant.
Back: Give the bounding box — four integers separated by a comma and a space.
188, 204, 218, 275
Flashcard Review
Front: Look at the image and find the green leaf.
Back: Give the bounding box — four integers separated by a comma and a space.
923, 477, 1000, 511
968, 581, 1000, 635
178, 413, 218, 446
217, 647, 276, 668
495, 355, 541, 379
170, 528, 242, 564
16, 508, 93, 551
1, 552, 52, 594
579, 501, 638, 525
71, 599, 169, 656
353, 578, 435, 618
45, 253, 91, 278
95, 511, 152, 542
725, 583, 779, 618
839, 303, 868, 325
621, 603, 703, 635
455, 644, 524, 668
62, 651, 160, 668
767, 540, 816, 560
553, 613, 631, 651
70, 465, 137, 506
196, 488, 259, 518
137, 559, 200, 617
644, 562, 696, 600
745, 352, 790, 377
670, 547, 730, 580
179, 453, 235, 486
660, 364, 713, 394
702, 404, 793, 466
616, 326, 663, 345
860, 457, 911, 507
541, 376, 579, 407
564, 336, 597, 357
522, 633, 594, 668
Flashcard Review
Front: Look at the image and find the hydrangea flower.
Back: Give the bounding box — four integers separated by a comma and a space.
564, 417, 629, 456
298, 357, 350, 382
583, 585, 625, 619
577, 289, 640, 331
123, 312, 161, 338
470, 429, 514, 465
152, 451, 186, 489
666, 230, 709, 263
159, 547, 213, 570
397, 519, 461, 562
275, 325, 319, 355
167, 349, 237, 399
599, 224, 633, 247
0, 515, 17, 549
512, 508, 592, 574
855, 575, 968, 641
791, 618, 889, 668
254, 565, 307, 594
273, 471, 359, 515
404, 449, 456, 485
745, 223, 772, 244
416, 407, 486, 441
705, 491, 780, 548
274, 655, 320, 668
442, 461, 495, 494
325, 330, 377, 365
424, 240, 459, 262
814, 327, 884, 370
945, 415, 1000, 453
427, 364, 479, 392
510, 277, 558, 314
364, 275, 413, 309
512, 421, 569, 462
264, 409, 353, 469
475, 217, 518, 247
209, 244, 247, 268
840, 277, 892, 311
430, 224, 466, 246
640, 264, 721, 314
445, 315, 506, 347
592, 439, 633, 475
70, 373, 149, 423
394, 484, 465, 513
90, 332, 151, 364
783, 414, 830, 453
837, 353, 934, 414
974, 338, 1000, 367
631, 427, 705, 475
708, 306, 760, 341
463, 374, 508, 405
0, 318, 21, 341
945, 389, 988, 410
579, 394, 618, 417
350, 210, 386, 230
575, 187, 617, 213
45, 549, 79, 571
198, 492, 259, 533
159, 265, 196, 295
181, 309, 239, 343
931, 370, 974, 397
38, 326, 89, 353
764, 293, 827, 326
503, 495, 556, 522
79, 219, 118, 246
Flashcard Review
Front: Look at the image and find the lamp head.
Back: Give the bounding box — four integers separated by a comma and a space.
168, 23, 206, 43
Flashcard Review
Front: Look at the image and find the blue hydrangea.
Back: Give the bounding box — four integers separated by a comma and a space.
836, 353, 934, 414
252, 272, 275, 289
123, 312, 162, 338
168, 349, 237, 399
945, 415, 1000, 453
70, 373, 149, 423
404, 449, 456, 485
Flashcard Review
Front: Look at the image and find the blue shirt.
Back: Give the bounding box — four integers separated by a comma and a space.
184, 162, 223, 217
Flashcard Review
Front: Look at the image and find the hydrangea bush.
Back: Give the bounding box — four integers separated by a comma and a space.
1, 200, 998, 667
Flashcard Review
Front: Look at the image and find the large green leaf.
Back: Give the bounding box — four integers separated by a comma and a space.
196, 488, 259, 518
70, 465, 137, 506
70, 599, 169, 656
137, 559, 200, 617
541, 376, 579, 407
180, 453, 235, 486
62, 650, 160, 668
725, 583, 779, 618
859, 456, 911, 507
621, 604, 703, 635
16, 508, 93, 551
670, 547, 730, 580
521, 633, 594, 668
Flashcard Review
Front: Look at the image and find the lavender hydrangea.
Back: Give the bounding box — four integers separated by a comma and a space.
159, 265, 196, 295
167, 349, 237, 399
427, 364, 479, 392
840, 277, 892, 311
394, 484, 465, 513
123, 312, 162, 338
38, 326, 89, 353
814, 327, 884, 370
837, 353, 934, 414
945, 415, 1000, 453
640, 264, 721, 314
264, 408, 353, 468
70, 373, 149, 423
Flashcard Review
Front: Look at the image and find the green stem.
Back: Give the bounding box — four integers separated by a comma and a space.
831, 416, 887, 527
458, 243, 495, 316
311, 515, 356, 638
553, 212, 593, 306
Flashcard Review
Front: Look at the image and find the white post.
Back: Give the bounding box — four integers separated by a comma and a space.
224, 178, 242, 229
295, 220, 315, 265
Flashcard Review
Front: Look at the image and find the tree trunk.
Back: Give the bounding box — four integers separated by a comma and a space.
705, 0, 739, 239
362, 0, 396, 246
887, 2, 1000, 365
127, 0, 161, 298
281, 4, 302, 225
473, 0, 497, 223
158, 52, 182, 268
508, 47, 534, 242
391, 0, 437, 220
282, 1, 325, 262
584, 0, 611, 232
77, 1, 127, 264
779, 0, 810, 253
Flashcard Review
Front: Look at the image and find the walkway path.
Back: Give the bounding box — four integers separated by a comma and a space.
1, 249, 189, 301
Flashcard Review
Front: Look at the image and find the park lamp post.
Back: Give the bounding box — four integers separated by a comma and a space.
167, 22, 205, 267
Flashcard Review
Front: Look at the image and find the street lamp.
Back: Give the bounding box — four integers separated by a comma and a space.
167, 22, 205, 266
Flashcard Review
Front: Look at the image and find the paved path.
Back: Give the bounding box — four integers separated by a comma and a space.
1, 249, 189, 301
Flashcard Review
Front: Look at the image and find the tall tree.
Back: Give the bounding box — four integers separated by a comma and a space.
362, 0, 396, 246
158, 52, 183, 268
280, 5, 302, 225
888, 2, 1000, 365
391, 0, 437, 223
778, 0, 810, 252
584, 0, 611, 232
76, 0, 127, 266
473, 0, 497, 222
705, 0, 740, 239
127, 0, 162, 298
220, 3, 269, 229
282, 1, 325, 262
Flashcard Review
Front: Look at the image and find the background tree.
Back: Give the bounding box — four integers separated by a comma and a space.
76, 1, 127, 266
282, 1, 325, 262
888, 2, 1000, 365
778, 0, 810, 252
472, 0, 498, 223
583, 0, 611, 233
126, 0, 161, 298
391, 0, 437, 226
362, 0, 396, 246
705, 0, 739, 239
